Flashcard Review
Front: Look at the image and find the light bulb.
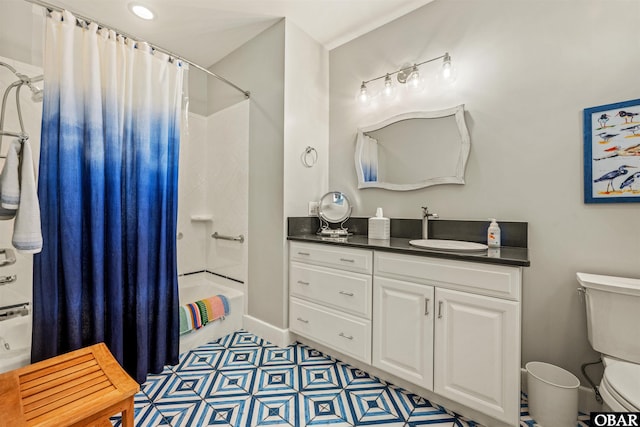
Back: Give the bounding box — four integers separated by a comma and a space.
441, 53, 456, 83
407, 65, 421, 89
442, 63, 452, 79
382, 74, 395, 98
358, 82, 369, 104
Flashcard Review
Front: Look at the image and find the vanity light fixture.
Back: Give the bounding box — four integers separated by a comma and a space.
407, 65, 421, 89
358, 82, 370, 105
128, 3, 155, 20
357, 52, 454, 105
382, 74, 396, 98
441, 52, 457, 82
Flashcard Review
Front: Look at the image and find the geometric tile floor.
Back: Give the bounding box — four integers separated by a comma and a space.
110, 330, 590, 427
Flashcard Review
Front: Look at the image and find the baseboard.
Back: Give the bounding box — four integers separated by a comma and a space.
520, 368, 602, 414
242, 315, 294, 348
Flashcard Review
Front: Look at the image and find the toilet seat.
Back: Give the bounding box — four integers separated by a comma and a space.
601, 360, 640, 411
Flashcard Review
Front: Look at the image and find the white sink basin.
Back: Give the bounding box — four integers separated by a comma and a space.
409, 239, 488, 252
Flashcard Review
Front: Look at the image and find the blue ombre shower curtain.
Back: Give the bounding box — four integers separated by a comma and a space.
32, 10, 184, 383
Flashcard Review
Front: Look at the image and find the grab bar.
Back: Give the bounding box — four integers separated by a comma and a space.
211, 232, 244, 243
0, 275, 17, 285
0, 249, 16, 267
0, 302, 29, 311
0, 303, 29, 322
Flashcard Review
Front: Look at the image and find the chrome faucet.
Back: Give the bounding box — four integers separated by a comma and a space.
421, 206, 438, 239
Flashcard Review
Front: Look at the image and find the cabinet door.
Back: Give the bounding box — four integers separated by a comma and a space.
373, 276, 434, 390
434, 288, 520, 425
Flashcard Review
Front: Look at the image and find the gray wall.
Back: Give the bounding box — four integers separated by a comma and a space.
0, 0, 42, 66
208, 20, 287, 328
329, 0, 640, 382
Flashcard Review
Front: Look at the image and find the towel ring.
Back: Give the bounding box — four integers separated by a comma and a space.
301, 146, 318, 168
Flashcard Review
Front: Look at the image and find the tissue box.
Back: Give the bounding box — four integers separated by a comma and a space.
368, 217, 390, 240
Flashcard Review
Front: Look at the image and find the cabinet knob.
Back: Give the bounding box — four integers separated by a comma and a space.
297, 317, 309, 324
438, 301, 443, 319
338, 332, 353, 340
339, 258, 355, 263
297, 280, 310, 286
339, 291, 354, 297
424, 298, 430, 316
297, 252, 310, 256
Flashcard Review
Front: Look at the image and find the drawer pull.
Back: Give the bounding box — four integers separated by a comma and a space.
438, 301, 443, 319
424, 298, 430, 316
297, 280, 310, 286
297, 317, 309, 324
297, 252, 310, 256
339, 291, 354, 297
339, 258, 355, 263
338, 332, 353, 340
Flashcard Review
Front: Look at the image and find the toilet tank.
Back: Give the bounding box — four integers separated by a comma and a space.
577, 272, 640, 364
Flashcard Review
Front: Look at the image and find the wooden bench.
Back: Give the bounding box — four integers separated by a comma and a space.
0, 343, 139, 427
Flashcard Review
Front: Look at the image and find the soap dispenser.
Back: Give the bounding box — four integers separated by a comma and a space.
487, 218, 501, 248
368, 208, 390, 240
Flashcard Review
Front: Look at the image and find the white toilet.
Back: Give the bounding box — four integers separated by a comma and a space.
577, 272, 640, 411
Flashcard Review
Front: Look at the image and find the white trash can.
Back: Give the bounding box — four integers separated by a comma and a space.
526, 361, 580, 427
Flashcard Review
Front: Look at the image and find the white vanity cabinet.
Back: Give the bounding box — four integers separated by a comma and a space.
288, 240, 523, 426
289, 242, 373, 363
373, 251, 522, 425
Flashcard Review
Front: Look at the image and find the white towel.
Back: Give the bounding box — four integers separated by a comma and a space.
0, 140, 20, 220
12, 141, 42, 254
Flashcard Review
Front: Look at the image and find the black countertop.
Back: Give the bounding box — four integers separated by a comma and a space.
287, 216, 530, 267
287, 234, 530, 267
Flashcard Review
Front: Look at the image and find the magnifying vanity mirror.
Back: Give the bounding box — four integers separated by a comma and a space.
355, 104, 470, 191
317, 191, 352, 237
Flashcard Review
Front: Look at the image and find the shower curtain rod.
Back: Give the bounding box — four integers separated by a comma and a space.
23, 0, 251, 99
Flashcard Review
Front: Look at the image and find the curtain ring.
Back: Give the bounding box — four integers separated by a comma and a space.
301, 146, 317, 168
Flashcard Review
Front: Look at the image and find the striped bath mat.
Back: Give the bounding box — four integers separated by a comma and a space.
179, 294, 230, 335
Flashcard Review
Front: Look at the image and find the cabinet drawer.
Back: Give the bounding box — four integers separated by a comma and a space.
374, 252, 521, 301
290, 242, 372, 274
290, 262, 372, 318
290, 297, 371, 363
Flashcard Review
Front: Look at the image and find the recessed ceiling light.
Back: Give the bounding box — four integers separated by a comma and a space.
128, 3, 155, 20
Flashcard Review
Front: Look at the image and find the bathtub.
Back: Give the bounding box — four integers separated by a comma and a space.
0, 314, 31, 374
178, 272, 244, 354
0, 273, 242, 373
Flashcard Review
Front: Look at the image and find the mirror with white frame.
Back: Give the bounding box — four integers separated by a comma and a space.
354, 105, 470, 191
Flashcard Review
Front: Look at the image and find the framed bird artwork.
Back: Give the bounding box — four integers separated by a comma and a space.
584, 98, 640, 203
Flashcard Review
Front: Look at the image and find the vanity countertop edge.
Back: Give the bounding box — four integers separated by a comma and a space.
287, 234, 530, 267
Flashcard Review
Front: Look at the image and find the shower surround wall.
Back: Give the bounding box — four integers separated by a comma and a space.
0, 56, 42, 317
177, 113, 208, 274
177, 102, 249, 288
205, 101, 249, 283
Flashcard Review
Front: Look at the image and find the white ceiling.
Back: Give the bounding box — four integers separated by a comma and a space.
40, 0, 433, 67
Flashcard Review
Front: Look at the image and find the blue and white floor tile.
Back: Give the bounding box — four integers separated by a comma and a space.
111, 330, 589, 427
519, 392, 591, 427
